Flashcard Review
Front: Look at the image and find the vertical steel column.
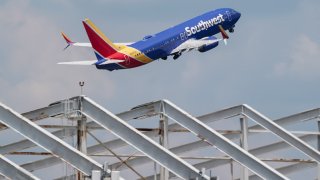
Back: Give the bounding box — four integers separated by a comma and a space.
77, 116, 87, 180
154, 162, 157, 180
240, 116, 249, 180
317, 119, 320, 180
92, 170, 101, 180
159, 108, 169, 180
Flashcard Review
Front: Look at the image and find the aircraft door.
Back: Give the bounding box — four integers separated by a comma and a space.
124, 55, 130, 65
226, 11, 232, 21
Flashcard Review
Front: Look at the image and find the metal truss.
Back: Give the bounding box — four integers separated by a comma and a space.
161, 100, 287, 180
1, 96, 320, 180
0, 101, 103, 176
81, 96, 209, 180
142, 134, 315, 180
0, 154, 39, 180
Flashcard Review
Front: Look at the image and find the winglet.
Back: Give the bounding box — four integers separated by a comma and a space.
61, 32, 74, 44
218, 25, 229, 45
61, 32, 74, 50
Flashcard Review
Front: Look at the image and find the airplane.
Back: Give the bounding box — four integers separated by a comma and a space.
59, 8, 241, 71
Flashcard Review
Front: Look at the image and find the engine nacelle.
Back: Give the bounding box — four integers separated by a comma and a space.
198, 36, 219, 53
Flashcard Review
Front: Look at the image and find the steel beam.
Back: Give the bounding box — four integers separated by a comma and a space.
3, 101, 318, 159
1, 98, 160, 172
167, 106, 320, 133
0, 97, 159, 155
172, 105, 320, 167
0, 101, 103, 176
144, 134, 315, 180
162, 100, 288, 180
276, 163, 316, 177
49, 100, 318, 179
144, 158, 231, 180
159, 111, 169, 180
240, 162, 317, 180
0, 102, 63, 131
76, 116, 87, 180
317, 120, 320, 180
22, 102, 64, 121
5, 98, 319, 177
21, 132, 156, 172
112, 140, 210, 171
3, 102, 319, 156
17, 101, 320, 133
242, 105, 320, 163
0, 128, 76, 154
99, 104, 320, 173
108, 106, 320, 172
240, 116, 249, 180
0, 154, 39, 180
194, 134, 315, 179
81, 97, 209, 180
112, 133, 314, 172
193, 107, 320, 132
250, 108, 320, 130
167, 105, 243, 132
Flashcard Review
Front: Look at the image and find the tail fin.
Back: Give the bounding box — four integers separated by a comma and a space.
82, 18, 120, 58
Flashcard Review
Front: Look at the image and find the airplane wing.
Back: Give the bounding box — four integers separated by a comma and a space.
171, 38, 221, 54
58, 59, 124, 65
61, 32, 133, 49
218, 25, 229, 45
171, 25, 230, 55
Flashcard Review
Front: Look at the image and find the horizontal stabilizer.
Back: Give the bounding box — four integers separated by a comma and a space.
71, 42, 92, 47
58, 60, 97, 65
58, 59, 124, 65
61, 32, 132, 49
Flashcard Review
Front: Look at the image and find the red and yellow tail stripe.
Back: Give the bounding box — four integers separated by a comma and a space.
83, 18, 153, 68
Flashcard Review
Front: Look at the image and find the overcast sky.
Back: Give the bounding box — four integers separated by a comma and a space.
0, 0, 319, 116
1, 0, 320, 179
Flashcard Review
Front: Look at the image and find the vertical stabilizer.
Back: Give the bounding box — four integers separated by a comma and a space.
82, 18, 119, 58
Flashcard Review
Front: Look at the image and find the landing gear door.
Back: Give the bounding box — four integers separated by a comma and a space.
226, 11, 232, 21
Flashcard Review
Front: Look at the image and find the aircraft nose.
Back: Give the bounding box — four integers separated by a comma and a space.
234, 10, 241, 21
233, 10, 241, 21
237, 12, 241, 19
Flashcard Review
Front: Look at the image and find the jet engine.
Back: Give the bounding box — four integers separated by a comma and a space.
198, 36, 219, 53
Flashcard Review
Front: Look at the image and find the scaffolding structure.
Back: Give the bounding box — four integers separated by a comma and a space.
0, 96, 320, 179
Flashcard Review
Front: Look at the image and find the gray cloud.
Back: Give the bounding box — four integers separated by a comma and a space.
274, 34, 320, 79
0, 0, 116, 111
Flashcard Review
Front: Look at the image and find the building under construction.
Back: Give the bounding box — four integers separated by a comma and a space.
0, 96, 320, 180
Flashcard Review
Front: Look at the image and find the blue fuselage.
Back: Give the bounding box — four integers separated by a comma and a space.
96, 8, 241, 71
130, 8, 241, 60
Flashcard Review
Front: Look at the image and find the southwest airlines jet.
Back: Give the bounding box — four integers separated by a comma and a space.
60, 8, 241, 71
